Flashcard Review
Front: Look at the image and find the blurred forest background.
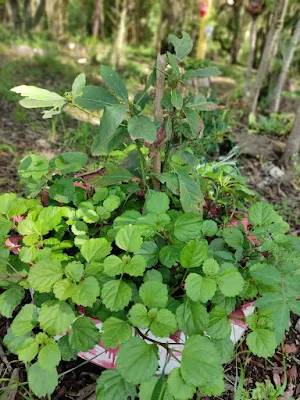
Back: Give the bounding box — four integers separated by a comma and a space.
0, 0, 299, 228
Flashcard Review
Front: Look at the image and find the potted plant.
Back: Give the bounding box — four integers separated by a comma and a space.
1, 32, 300, 399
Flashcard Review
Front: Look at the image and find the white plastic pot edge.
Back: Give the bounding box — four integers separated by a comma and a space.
73, 303, 255, 375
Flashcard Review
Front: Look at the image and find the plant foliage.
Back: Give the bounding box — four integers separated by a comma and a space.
1, 32, 299, 399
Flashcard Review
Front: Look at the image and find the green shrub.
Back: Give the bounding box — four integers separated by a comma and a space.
1, 32, 299, 399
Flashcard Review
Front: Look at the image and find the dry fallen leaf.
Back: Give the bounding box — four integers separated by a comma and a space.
284, 343, 297, 355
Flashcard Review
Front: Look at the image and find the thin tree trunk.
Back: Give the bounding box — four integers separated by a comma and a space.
230, 0, 243, 64
248, 0, 289, 115
31, 0, 45, 30
6, 0, 21, 30
270, 18, 300, 113
152, 53, 167, 191
111, 0, 127, 69
244, 16, 258, 98
281, 104, 300, 168
92, 0, 102, 38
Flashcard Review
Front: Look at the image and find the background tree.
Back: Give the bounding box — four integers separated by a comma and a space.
281, 104, 300, 167
269, 17, 300, 112
248, 0, 289, 115
244, 0, 263, 98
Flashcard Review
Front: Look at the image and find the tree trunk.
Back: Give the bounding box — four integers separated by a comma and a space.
244, 16, 258, 98
46, 0, 68, 40
6, 0, 21, 30
281, 104, 300, 168
230, 0, 243, 64
270, 18, 300, 113
92, 0, 102, 38
248, 0, 289, 115
111, 0, 127, 69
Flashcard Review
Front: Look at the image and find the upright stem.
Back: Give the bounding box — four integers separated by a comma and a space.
152, 53, 167, 191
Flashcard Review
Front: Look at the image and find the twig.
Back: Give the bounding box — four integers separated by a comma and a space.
0, 345, 13, 374
152, 53, 167, 191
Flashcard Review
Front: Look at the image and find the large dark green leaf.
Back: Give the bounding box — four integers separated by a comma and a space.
92, 104, 128, 155
128, 115, 157, 144
100, 65, 128, 102
90, 167, 133, 187
176, 170, 203, 215
184, 67, 222, 79
75, 85, 120, 110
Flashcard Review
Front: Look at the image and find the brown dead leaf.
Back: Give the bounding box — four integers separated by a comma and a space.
284, 344, 297, 355
273, 373, 281, 386
287, 365, 297, 382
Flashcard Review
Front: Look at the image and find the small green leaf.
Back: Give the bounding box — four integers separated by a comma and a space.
159, 244, 183, 268
65, 261, 84, 282
50, 152, 88, 174
103, 194, 121, 212
246, 329, 277, 358
150, 309, 177, 337
145, 191, 170, 215
168, 31, 193, 60
3, 328, 31, 354
17, 337, 39, 362
11, 304, 38, 336
81, 238, 112, 262
207, 307, 232, 339
171, 89, 183, 110
38, 340, 61, 370
174, 214, 202, 242
53, 279, 75, 300
139, 377, 173, 400
185, 273, 216, 303
38, 300, 75, 336
135, 241, 159, 267
103, 255, 123, 276
28, 259, 62, 293
176, 170, 203, 215
102, 279, 132, 311
72, 73, 86, 99
212, 337, 234, 364
128, 115, 157, 143
115, 225, 143, 252
167, 52, 180, 76
69, 317, 101, 351
184, 66, 222, 79
181, 335, 223, 387
0, 286, 24, 318
124, 254, 146, 277
176, 298, 208, 335
202, 220, 218, 236
128, 304, 151, 328
203, 258, 219, 276
100, 65, 128, 102
250, 263, 282, 285
72, 276, 100, 307
116, 337, 158, 384
248, 202, 285, 228
168, 368, 196, 400
96, 370, 137, 400
101, 317, 132, 348
139, 281, 168, 309
28, 362, 58, 397
49, 178, 75, 203
217, 268, 244, 297
222, 226, 244, 250
180, 240, 208, 268
0, 217, 12, 237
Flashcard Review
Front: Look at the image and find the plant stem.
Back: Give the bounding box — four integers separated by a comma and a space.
70, 101, 100, 119
136, 144, 146, 188
152, 53, 167, 191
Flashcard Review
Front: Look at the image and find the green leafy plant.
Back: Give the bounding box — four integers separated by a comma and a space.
248, 112, 294, 136
1, 32, 300, 400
